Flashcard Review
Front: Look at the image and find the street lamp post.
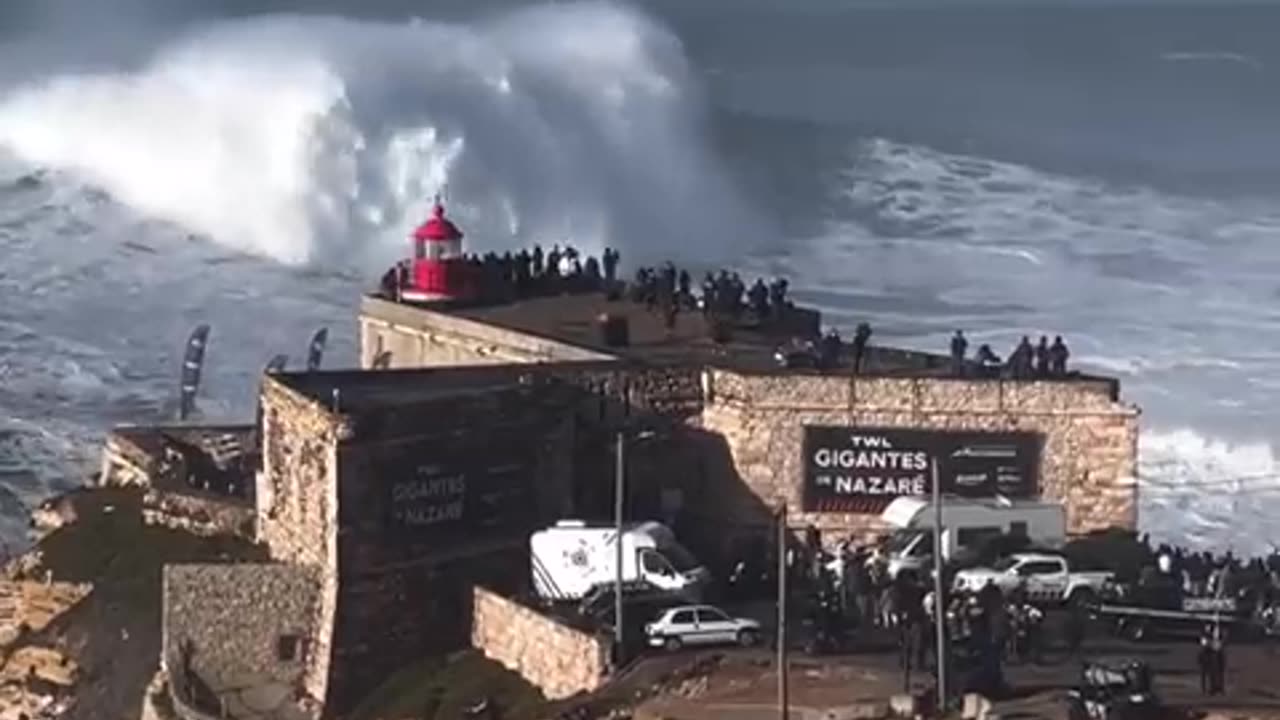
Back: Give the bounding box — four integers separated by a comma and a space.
614, 430, 625, 660
931, 459, 947, 711
613, 427, 656, 668
777, 502, 789, 720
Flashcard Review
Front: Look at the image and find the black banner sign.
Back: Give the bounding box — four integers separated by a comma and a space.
802, 426, 1040, 513
381, 433, 534, 538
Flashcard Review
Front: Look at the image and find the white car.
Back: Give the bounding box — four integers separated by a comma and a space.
645, 604, 762, 650
952, 552, 1113, 606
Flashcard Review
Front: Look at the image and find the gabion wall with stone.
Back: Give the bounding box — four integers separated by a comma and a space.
161, 564, 321, 690
700, 369, 1139, 542
471, 586, 607, 700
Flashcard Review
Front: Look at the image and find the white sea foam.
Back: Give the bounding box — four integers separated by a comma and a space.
0, 5, 1276, 556
0, 4, 761, 271
0, 2, 766, 547
1160, 51, 1264, 71
1140, 428, 1280, 556
748, 138, 1280, 553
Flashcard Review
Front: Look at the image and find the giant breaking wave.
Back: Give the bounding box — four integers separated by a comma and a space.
0, 3, 761, 270
0, 0, 1277, 557
0, 1, 761, 549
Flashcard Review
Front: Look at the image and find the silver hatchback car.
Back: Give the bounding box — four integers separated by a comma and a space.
645, 604, 762, 651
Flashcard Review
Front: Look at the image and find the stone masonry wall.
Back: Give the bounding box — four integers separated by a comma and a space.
161, 564, 320, 689
326, 546, 528, 713
321, 381, 578, 712
471, 586, 607, 701
99, 433, 152, 487
142, 489, 255, 539
701, 369, 1140, 543
258, 378, 342, 710
359, 296, 614, 369
540, 364, 705, 422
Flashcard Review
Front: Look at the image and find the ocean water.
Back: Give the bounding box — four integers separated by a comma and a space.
1, 0, 1278, 553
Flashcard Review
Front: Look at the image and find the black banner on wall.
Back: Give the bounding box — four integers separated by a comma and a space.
380, 432, 535, 539
802, 426, 1040, 513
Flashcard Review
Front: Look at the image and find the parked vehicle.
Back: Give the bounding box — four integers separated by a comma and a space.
645, 604, 762, 651
875, 497, 1067, 580
952, 553, 1113, 607
1094, 582, 1260, 641
530, 520, 711, 602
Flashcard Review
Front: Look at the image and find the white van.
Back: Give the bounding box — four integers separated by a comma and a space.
875, 497, 1066, 580
530, 520, 711, 602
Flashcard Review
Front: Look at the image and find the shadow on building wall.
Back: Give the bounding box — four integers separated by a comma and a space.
549, 367, 778, 591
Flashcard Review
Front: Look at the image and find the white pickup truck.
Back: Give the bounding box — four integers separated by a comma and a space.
952, 552, 1113, 606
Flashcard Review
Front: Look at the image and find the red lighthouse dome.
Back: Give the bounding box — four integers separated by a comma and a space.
414, 201, 464, 243
399, 196, 472, 303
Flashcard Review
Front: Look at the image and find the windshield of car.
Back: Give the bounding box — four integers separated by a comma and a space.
883, 531, 922, 554
660, 542, 701, 573
991, 557, 1020, 572
642, 551, 676, 576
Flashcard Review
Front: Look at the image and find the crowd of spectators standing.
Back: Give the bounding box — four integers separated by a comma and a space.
380, 243, 623, 303
719, 526, 1280, 698
949, 331, 1073, 379
380, 246, 1087, 381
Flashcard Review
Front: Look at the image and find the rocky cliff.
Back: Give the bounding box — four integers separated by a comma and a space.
2, 485, 265, 720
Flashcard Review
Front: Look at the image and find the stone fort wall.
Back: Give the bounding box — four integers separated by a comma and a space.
99, 427, 257, 540
358, 302, 1141, 538
701, 369, 1138, 541
258, 378, 342, 710
161, 563, 321, 690
321, 380, 581, 712
359, 295, 614, 369
471, 586, 607, 700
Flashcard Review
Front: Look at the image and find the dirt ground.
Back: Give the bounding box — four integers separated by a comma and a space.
629, 616, 1280, 720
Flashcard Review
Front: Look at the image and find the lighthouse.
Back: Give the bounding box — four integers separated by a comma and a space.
399, 196, 470, 303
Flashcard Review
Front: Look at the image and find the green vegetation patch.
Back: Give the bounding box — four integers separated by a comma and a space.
29, 487, 266, 605
350, 651, 548, 720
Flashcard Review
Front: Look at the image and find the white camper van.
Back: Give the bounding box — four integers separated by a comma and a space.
875, 497, 1066, 580
530, 520, 711, 602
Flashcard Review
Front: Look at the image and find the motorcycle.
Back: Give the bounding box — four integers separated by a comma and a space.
1066, 660, 1160, 720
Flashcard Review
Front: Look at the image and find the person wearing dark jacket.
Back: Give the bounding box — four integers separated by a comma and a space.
748, 279, 769, 318
1034, 336, 1051, 376
852, 323, 872, 373
1049, 336, 1070, 375
602, 247, 619, 283
976, 344, 1002, 375
820, 329, 842, 369
1063, 602, 1086, 655
950, 330, 968, 376
1210, 624, 1227, 695
1198, 624, 1227, 695
1198, 625, 1214, 695
1009, 336, 1034, 379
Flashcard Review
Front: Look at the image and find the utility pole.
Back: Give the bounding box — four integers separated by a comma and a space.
777, 502, 789, 720
614, 431, 626, 664
931, 459, 947, 712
